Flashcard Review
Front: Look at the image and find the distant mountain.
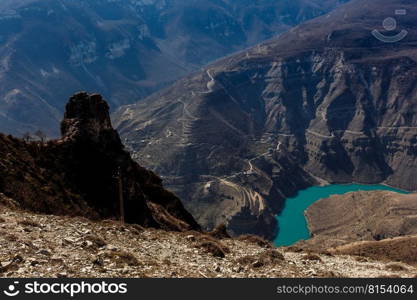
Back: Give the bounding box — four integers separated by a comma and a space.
114, 0, 417, 238
0, 0, 347, 136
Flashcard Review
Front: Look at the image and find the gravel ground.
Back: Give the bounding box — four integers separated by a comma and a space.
0, 205, 416, 278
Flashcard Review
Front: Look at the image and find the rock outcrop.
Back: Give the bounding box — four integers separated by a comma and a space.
114, 0, 417, 238
0, 92, 199, 231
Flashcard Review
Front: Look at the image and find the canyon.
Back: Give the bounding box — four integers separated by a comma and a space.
2, 91, 416, 278
114, 0, 417, 238
2, 0, 417, 279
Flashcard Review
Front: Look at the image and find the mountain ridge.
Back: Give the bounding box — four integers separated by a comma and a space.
0, 0, 348, 136
0, 92, 200, 231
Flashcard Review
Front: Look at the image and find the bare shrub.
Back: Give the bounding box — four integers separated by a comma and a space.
386, 263, 408, 272
302, 253, 322, 262
236, 249, 284, 269
102, 251, 139, 266
84, 234, 107, 248
260, 249, 285, 262
237, 234, 272, 248
196, 240, 228, 258
208, 224, 231, 240
18, 219, 40, 227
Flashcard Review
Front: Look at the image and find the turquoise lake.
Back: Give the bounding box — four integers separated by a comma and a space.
273, 184, 408, 246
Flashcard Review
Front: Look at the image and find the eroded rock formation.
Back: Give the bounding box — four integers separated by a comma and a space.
0, 92, 199, 231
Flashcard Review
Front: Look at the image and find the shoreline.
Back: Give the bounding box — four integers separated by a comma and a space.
304, 169, 414, 193
273, 182, 409, 247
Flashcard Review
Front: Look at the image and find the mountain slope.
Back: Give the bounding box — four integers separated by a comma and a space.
114, 0, 417, 238
300, 191, 417, 250
0, 0, 347, 136
0, 92, 200, 231
1, 203, 416, 278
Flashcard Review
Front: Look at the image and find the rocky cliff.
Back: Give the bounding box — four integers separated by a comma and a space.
0, 92, 199, 231
114, 0, 417, 238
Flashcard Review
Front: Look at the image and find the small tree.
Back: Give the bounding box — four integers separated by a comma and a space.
22, 132, 32, 142
34, 130, 47, 143
117, 167, 125, 225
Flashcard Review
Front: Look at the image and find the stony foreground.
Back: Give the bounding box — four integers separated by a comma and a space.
0, 205, 416, 278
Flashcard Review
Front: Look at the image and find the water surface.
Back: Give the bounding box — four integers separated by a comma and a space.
274, 184, 408, 246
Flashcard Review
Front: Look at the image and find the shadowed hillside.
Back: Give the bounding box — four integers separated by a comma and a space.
0, 0, 348, 136
0, 92, 199, 231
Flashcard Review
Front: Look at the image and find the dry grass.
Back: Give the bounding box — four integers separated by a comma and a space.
379, 274, 402, 278
354, 256, 369, 263
102, 251, 140, 266
4, 233, 18, 242
385, 263, 409, 272
236, 255, 257, 266
207, 224, 231, 240
18, 219, 40, 227
194, 234, 230, 258
1, 205, 417, 278
252, 261, 264, 268
261, 249, 285, 262
302, 253, 322, 262
285, 246, 304, 253
237, 235, 272, 248
128, 224, 145, 235
84, 234, 107, 248
236, 249, 285, 269
331, 236, 417, 266
197, 241, 228, 258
